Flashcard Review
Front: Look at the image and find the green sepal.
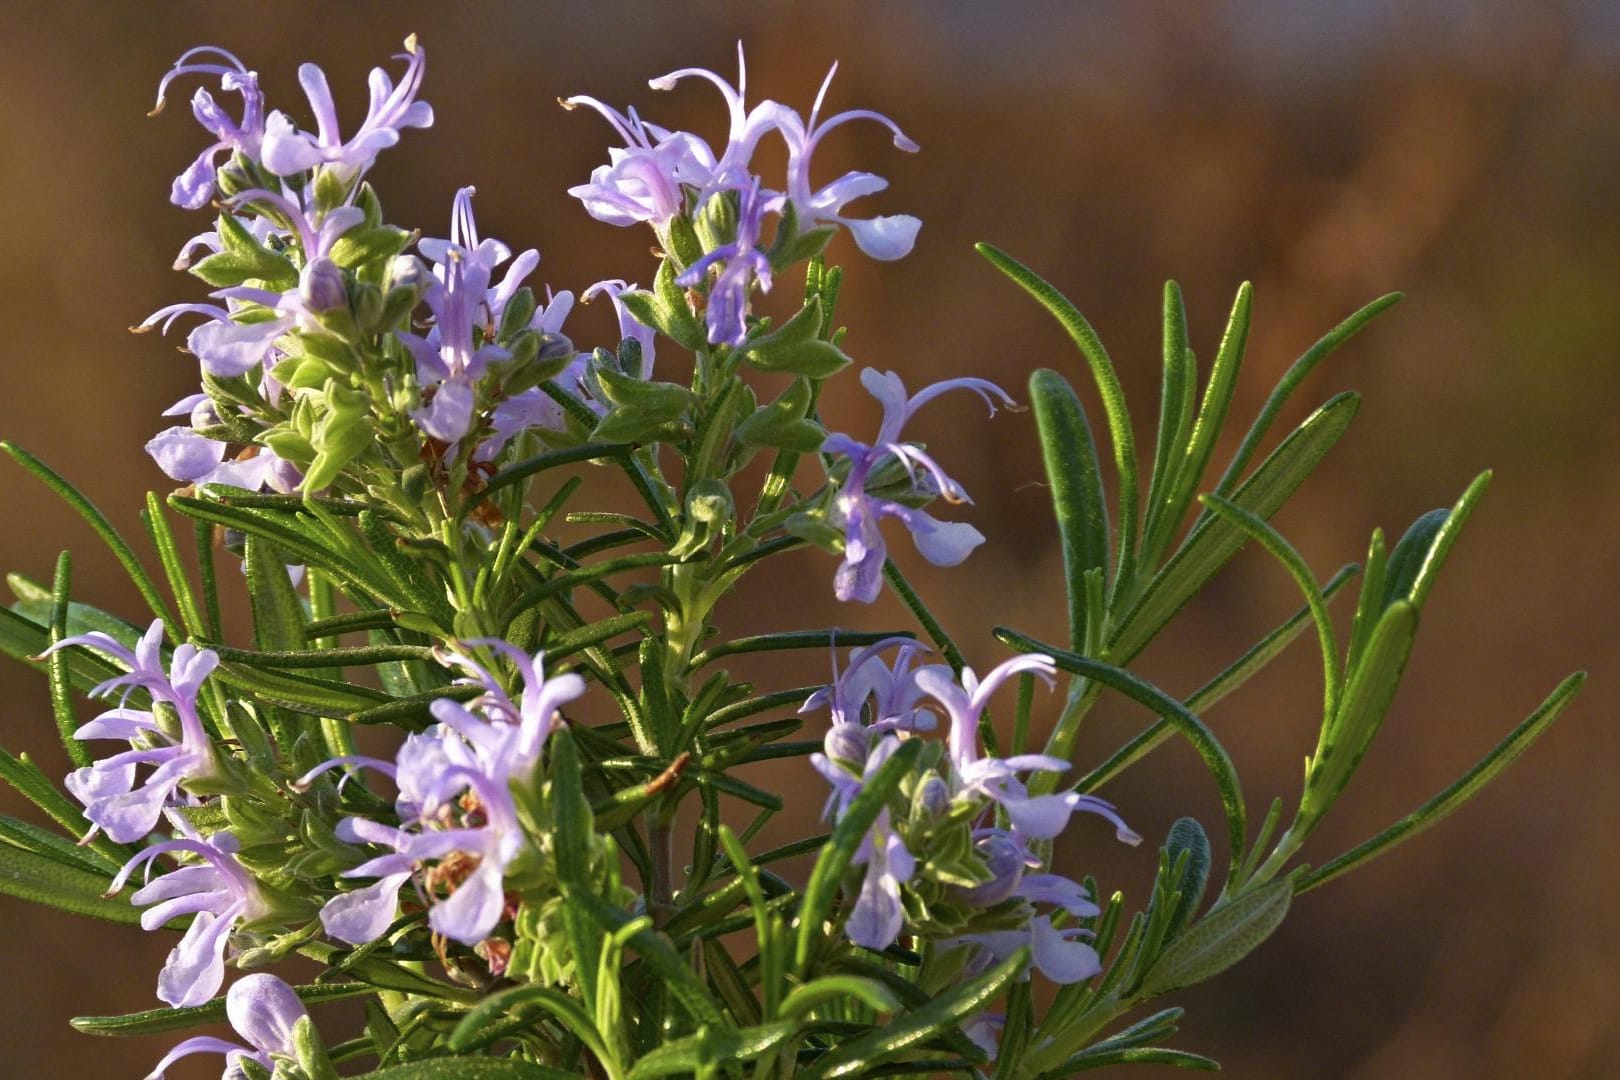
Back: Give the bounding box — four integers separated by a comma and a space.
328, 224, 414, 271
304, 380, 373, 492
735, 377, 824, 452
192, 213, 298, 290
616, 259, 707, 352
741, 299, 850, 378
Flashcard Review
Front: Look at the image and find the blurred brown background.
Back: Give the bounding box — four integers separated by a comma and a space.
2, 1, 1617, 1076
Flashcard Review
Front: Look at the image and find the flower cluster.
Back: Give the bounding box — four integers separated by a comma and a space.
808, 641, 1140, 985
568, 45, 920, 345
305, 642, 584, 950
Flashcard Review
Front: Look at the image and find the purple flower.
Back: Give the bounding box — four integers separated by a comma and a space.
146, 395, 301, 492
835, 734, 915, 951
259, 36, 432, 182
949, 914, 1103, 986
676, 179, 775, 346
150, 47, 266, 210
399, 188, 531, 444
42, 620, 219, 844
822, 369, 1014, 603
562, 96, 717, 228
645, 44, 795, 195
109, 828, 270, 1007
312, 643, 584, 946
778, 63, 921, 260
143, 973, 307, 1078
912, 655, 1142, 845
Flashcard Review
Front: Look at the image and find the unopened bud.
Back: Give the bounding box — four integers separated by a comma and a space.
300, 257, 348, 315
955, 831, 1027, 908
825, 723, 869, 768
913, 774, 950, 819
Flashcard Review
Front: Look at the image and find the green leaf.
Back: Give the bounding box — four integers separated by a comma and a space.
1301, 601, 1418, 827
689, 629, 913, 670
995, 629, 1245, 878
626, 1021, 800, 1079
547, 730, 603, 1014
781, 975, 900, 1019
0, 843, 140, 924
1162, 817, 1212, 938
743, 299, 851, 378
1203, 292, 1401, 511
2, 442, 177, 628
72, 982, 373, 1037
1392, 471, 1491, 613
447, 983, 609, 1062
1297, 671, 1585, 893
977, 243, 1139, 604
570, 888, 729, 1029
1138, 878, 1292, 996
1142, 282, 1253, 573
736, 378, 824, 452
795, 737, 924, 973
1199, 493, 1341, 721
328, 224, 413, 270
1040, 1047, 1220, 1074
1141, 282, 1197, 569
1029, 368, 1109, 653
797, 949, 1024, 1079
1108, 392, 1360, 664
356, 1062, 582, 1080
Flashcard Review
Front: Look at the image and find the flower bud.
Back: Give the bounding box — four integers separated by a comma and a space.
824, 723, 868, 768
300, 257, 348, 315
913, 774, 950, 819
955, 831, 1027, 908
387, 254, 428, 295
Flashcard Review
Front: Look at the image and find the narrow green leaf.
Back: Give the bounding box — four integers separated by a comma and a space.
570, 888, 728, 1029
1141, 281, 1195, 571
996, 629, 1245, 876
1, 442, 177, 627
0, 843, 140, 924
1301, 601, 1418, 825
782, 975, 900, 1019
356, 1062, 581, 1080
689, 629, 913, 670
44, 552, 90, 769
1029, 368, 1109, 652
1204, 292, 1401, 511
72, 982, 374, 1037
1199, 493, 1341, 721
1399, 471, 1491, 612
1040, 1047, 1220, 1075
1109, 392, 1360, 664
1147, 281, 1253, 570
797, 949, 1024, 1079
1138, 878, 1292, 996
626, 1021, 800, 1080
206, 642, 436, 669
977, 244, 1139, 602
1297, 671, 1584, 893
447, 983, 608, 1062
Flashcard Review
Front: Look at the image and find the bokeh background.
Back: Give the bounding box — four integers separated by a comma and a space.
1, 2, 1617, 1076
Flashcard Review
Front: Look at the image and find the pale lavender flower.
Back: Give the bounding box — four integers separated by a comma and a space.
475, 288, 580, 462
778, 63, 921, 260
109, 828, 270, 1007
562, 96, 717, 228
143, 973, 306, 1079
399, 189, 527, 443
912, 655, 1141, 845
42, 620, 219, 844
313, 643, 584, 946
150, 47, 266, 210
822, 368, 1014, 603
260, 36, 432, 182
949, 914, 1103, 985
676, 178, 775, 346
146, 394, 300, 493
841, 735, 916, 951
645, 44, 795, 194
963, 1013, 1006, 1060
